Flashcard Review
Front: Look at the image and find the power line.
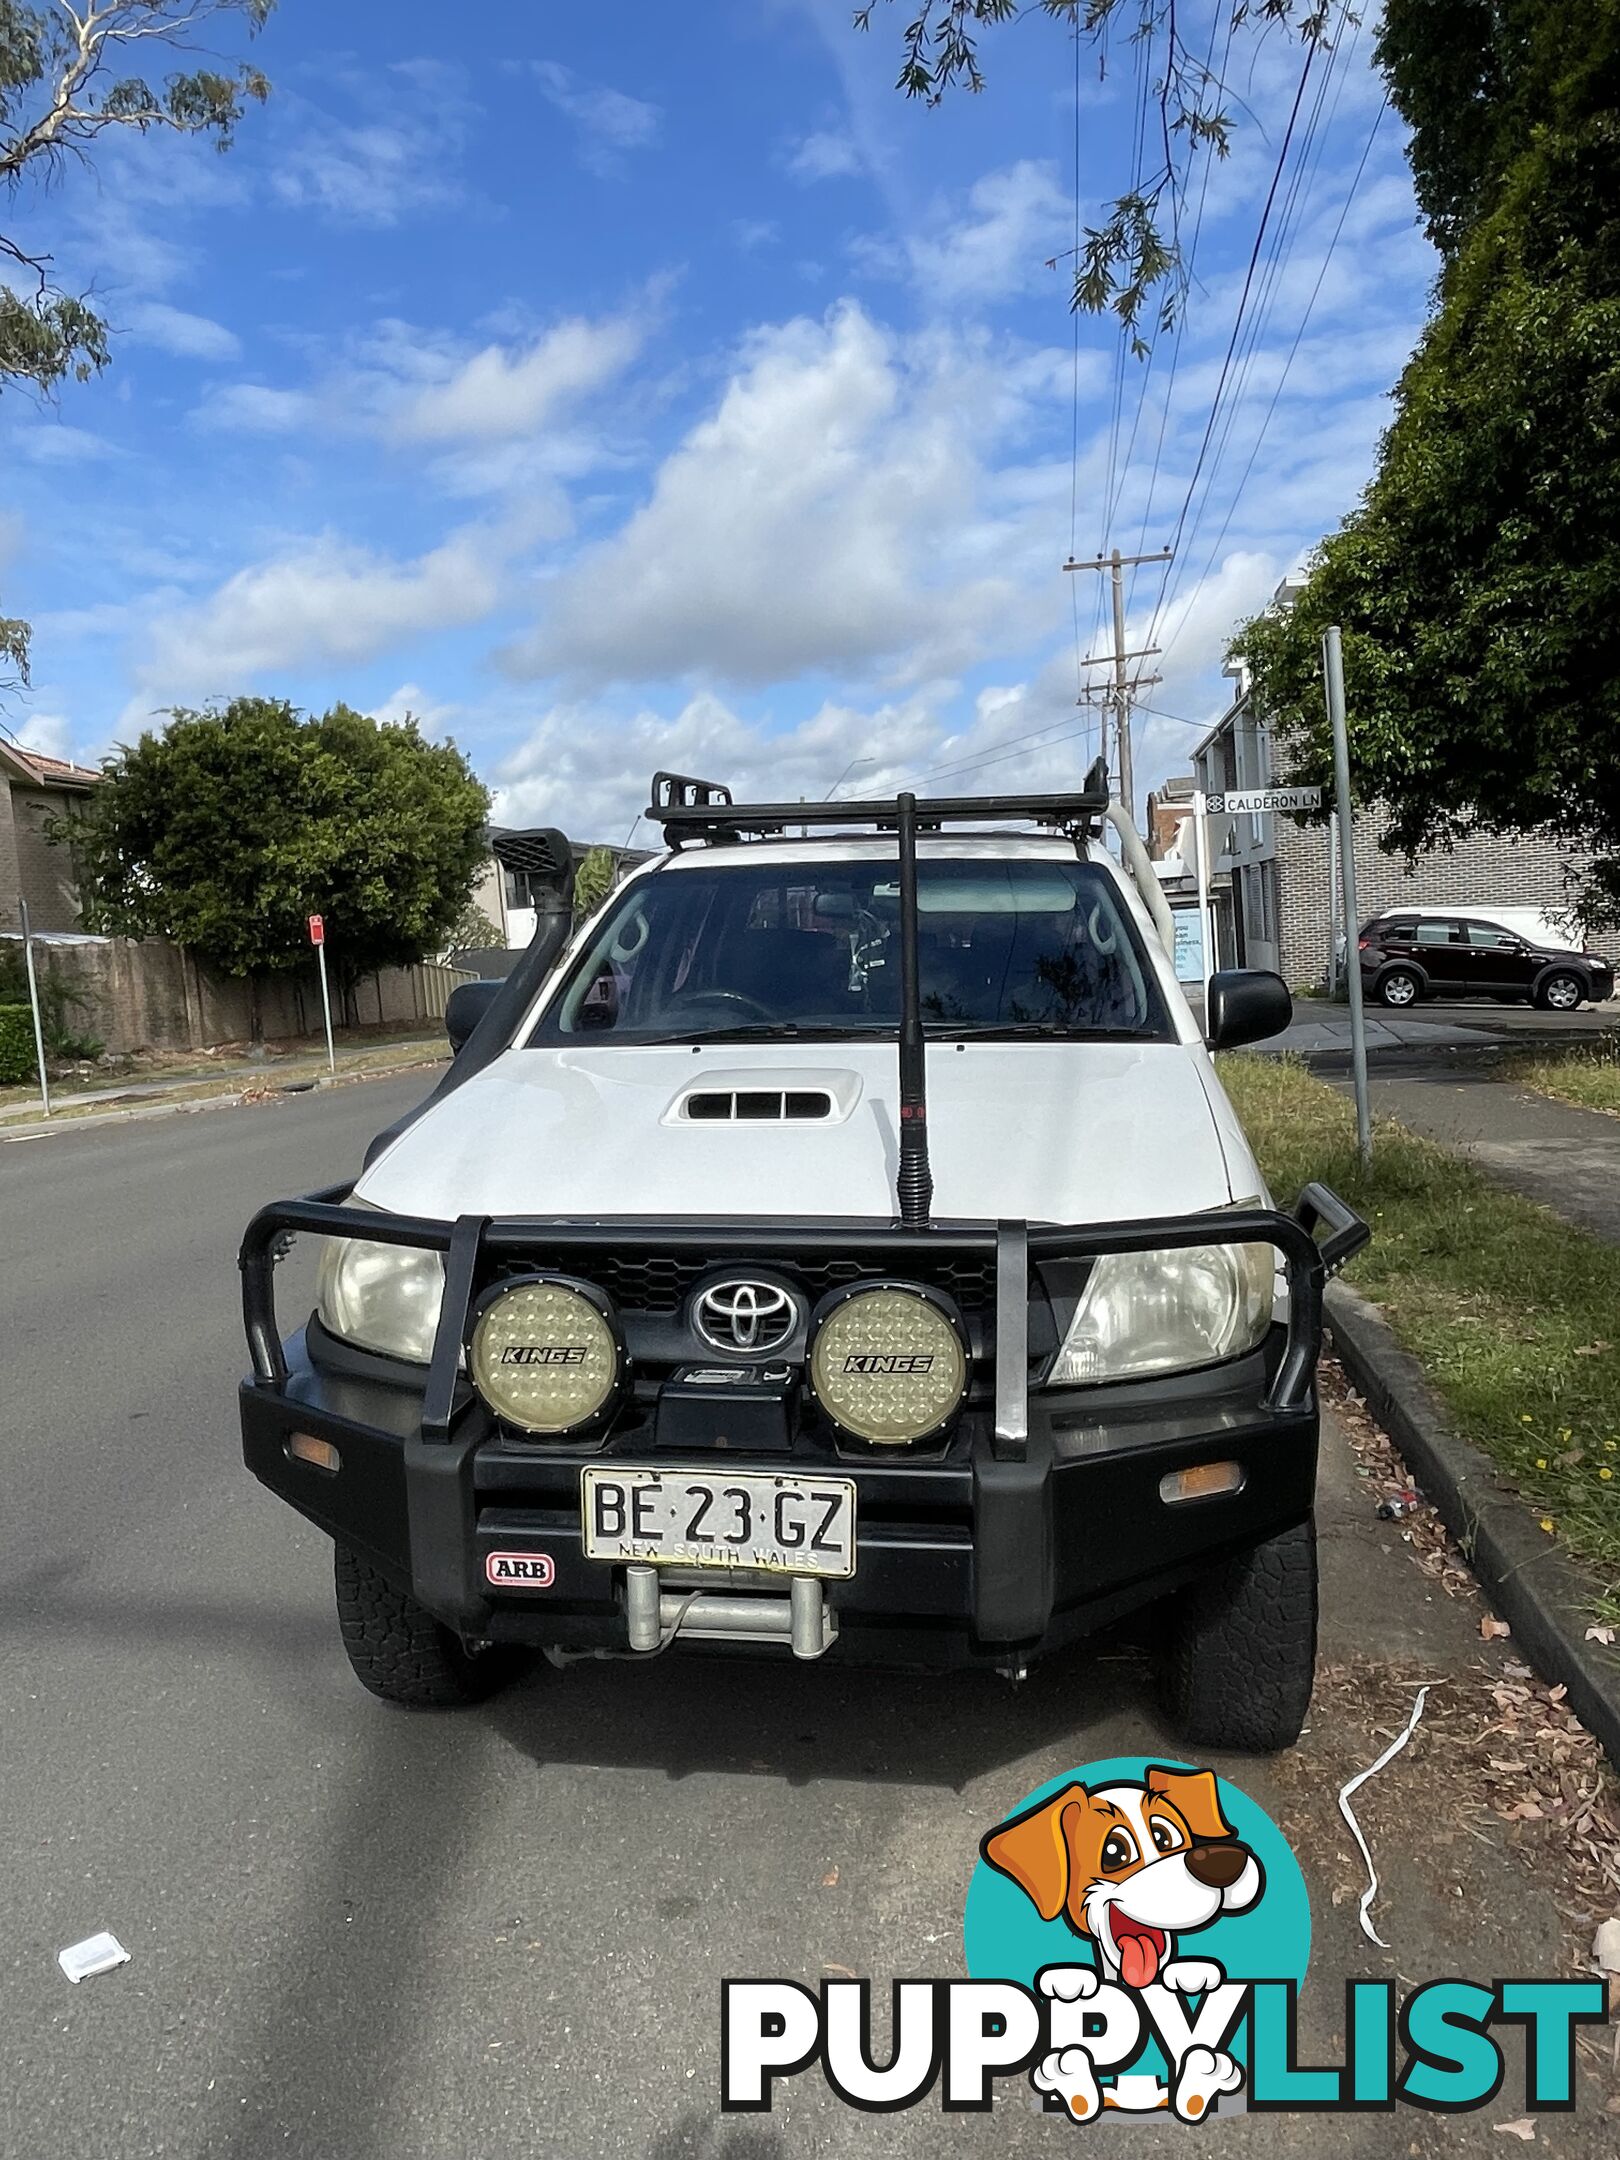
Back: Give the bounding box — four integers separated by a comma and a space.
1154, 10, 1363, 654
1139, 27, 1322, 653
1159, 86, 1389, 669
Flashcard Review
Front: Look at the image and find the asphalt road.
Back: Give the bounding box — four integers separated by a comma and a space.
1, 1080, 1612, 2156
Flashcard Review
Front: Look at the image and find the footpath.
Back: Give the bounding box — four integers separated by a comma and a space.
0, 1032, 448, 1141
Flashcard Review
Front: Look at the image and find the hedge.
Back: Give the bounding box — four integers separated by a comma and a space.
0, 1003, 37, 1085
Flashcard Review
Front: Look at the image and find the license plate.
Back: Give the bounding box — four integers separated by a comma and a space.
580, 1468, 857, 1579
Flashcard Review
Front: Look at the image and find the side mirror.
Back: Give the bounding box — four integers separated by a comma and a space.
445, 978, 502, 1054
1206, 968, 1293, 1052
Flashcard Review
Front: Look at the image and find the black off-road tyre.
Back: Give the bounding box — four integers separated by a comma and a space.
334, 1544, 524, 1707
1158, 1520, 1317, 1753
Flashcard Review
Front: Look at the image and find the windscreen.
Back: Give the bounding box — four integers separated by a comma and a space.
531, 857, 1171, 1044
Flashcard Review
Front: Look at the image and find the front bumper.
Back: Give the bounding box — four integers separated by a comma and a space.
238, 1192, 1366, 1668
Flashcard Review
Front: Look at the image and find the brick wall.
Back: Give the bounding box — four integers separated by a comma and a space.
9, 787, 84, 931
1272, 810, 1620, 988
0, 784, 20, 935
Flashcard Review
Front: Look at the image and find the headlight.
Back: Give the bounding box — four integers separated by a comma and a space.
316, 1232, 445, 1362
808, 1283, 968, 1445
469, 1276, 622, 1434
1048, 1240, 1274, 1386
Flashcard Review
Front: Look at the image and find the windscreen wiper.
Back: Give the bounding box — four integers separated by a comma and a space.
631, 1023, 889, 1046
931, 1022, 1148, 1041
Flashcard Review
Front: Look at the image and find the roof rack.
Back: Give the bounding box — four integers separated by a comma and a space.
647, 759, 1111, 846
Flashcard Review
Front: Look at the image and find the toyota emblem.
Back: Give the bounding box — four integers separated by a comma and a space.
693, 1278, 800, 1355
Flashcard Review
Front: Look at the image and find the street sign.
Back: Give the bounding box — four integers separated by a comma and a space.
307, 913, 325, 946
1196, 786, 1322, 816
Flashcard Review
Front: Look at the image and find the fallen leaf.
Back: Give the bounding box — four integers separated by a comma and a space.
1481, 1616, 1512, 1640
1548, 1685, 1569, 1703
1585, 1626, 1617, 1646
1573, 1342, 1611, 1357
1595, 1917, 1620, 1975
822, 1962, 857, 1979
821, 1868, 839, 1888
1494, 2120, 1536, 2142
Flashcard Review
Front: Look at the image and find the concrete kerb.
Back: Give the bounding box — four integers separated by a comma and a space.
1326, 1278, 1620, 1767
0, 1054, 448, 1142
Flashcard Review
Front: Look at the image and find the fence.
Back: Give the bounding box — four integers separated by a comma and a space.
0, 935, 480, 1058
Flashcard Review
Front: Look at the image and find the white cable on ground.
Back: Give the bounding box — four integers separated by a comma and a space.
1337, 1684, 1431, 1948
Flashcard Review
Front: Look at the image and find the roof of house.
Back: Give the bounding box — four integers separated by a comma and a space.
0, 739, 103, 792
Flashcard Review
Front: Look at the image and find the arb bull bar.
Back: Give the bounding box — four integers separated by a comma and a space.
239, 1183, 1367, 1665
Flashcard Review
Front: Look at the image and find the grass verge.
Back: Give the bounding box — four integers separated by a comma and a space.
1218, 1052, 1620, 1618
1506, 1033, 1620, 1118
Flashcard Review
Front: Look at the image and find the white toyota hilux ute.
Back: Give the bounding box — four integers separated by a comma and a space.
239, 765, 1367, 1752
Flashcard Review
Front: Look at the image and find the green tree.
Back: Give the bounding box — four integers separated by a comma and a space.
1, 1, 274, 684
856, 1, 1344, 342
440, 894, 505, 955
1236, 0, 1620, 922
571, 846, 616, 921
56, 698, 492, 1027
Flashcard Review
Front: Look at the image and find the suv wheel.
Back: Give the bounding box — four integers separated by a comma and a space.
1536, 970, 1584, 1012
334, 1545, 525, 1707
1158, 1520, 1317, 1753
1377, 967, 1420, 1009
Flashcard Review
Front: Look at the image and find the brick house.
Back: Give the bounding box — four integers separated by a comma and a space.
0, 738, 101, 933
1146, 674, 1620, 987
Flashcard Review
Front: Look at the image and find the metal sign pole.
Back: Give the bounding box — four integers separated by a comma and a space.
1194, 793, 1215, 1010
308, 913, 336, 1074
1323, 626, 1372, 1168
316, 941, 336, 1073
19, 899, 50, 1118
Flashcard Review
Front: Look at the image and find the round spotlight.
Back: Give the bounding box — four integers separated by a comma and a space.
807, 1282, 969, 1445
469, 1275, 622, 1435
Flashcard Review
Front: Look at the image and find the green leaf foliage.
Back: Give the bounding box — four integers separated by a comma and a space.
0, 1002, 35, 1083
855, 1, 1341, 331
1236, 0, 1620, 925
571, 846, 617, 921
55, 699, 493, 981
0, 2, 274, 686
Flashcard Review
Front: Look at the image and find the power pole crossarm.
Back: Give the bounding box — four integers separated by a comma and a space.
1063, 547, 1174, 825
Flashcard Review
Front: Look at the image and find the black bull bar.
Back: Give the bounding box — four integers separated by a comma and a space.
239, 1184, 1368, 1646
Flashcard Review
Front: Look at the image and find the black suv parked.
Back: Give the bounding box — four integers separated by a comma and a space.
1359, 911, 1615, 1011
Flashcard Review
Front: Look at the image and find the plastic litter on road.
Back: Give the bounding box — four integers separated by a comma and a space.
57, 1933, 130, 1984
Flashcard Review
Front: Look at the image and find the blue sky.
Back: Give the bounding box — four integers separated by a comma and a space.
0, 0, 1433, 841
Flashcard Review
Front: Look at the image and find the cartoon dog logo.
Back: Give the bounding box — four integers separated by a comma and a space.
982, 1765, 1264, 2122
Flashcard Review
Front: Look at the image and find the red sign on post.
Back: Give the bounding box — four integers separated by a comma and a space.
307, 913, 325, 946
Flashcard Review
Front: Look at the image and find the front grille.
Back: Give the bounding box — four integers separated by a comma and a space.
492, 1247, 997, 1318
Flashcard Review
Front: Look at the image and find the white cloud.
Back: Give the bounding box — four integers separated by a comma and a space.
732, 218, 780, 251
192, 383, 315, 434
787, 129, 863, 183
134, 527, 505, 703
502, 303, 1050, 692
369, 682, 459, 732
532, 61, 660, 176
862, 160, 1070, 304
271, 62, 473, 229
124, 302, 240, 362
273, 121, 455, 226
491, 688, 943, 842
12, 710, 74, 762
393, 314, 645, 445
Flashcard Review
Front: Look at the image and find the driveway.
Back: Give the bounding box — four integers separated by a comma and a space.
1, 1079, 1614, 2155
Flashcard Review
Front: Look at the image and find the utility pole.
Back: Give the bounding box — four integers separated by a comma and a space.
1064, 547, 1173, 823
1323, 625, 1372, 1170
